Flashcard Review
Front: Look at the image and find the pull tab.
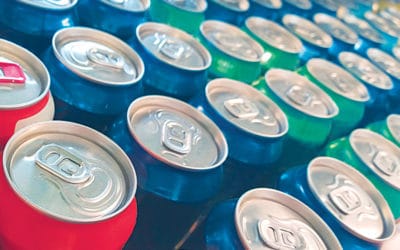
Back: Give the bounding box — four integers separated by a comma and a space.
158, 38, 186, 60
35, 144, 91, 184
328, 185, 362, 215
224, 98, 259, 119
162, 120, 192, 154
372, 151, 399, 176
87, 47, 125, 69
329, 72, 353, 93
258, 218, 301, 249
286, 85, 313, 106
0, 62, 26, 84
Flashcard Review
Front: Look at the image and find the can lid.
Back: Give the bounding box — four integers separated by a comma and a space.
162, 0, 207, 12
0, 39, 50, 109
338, 52, 393, 90
283, 0, 312, 10
17, 0, 77, 9
206, 78, 288, 138
313, 13, 359, 46
137, 22, 211, 71
250, 0, 282, 8
265, 69, 338, 119
311, 0, 341, 12
209, 0, 249, 12
367, 48, 400, 81
387, 114, 400, 144
200, 20, 263, 63
392, 45, 400, 62
245, 17, 303, 54
364, 11, 400, 38
349, 129, 400, 191
306, 58, 369, 102
234, 188, 342, 249
53, 27, 144, 86
2, 121, 137, 222
307, 157, 395, 243
282, 14, 333, 48
127, 95, 228, 171
100, 0, 150, 12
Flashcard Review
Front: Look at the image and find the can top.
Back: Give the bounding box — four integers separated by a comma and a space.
367, 48, 400, 81
162, 0, 207, 12
364, 11, 400, 39
392, 45, 400, 62
137, 22, 211, 71
2, 121, 137, 222
282, 14, 333, 49
250, 0, 282, 9
0, 39, 50, 109
53, 27, 144, 86
17, 0, 77, 9
338, 52, 393, 90
234, 188, 342, 249
209, 0, 249, 12
283, 0, 312, 10
306, 58, 369, 102
100, 0, 150, 12
245, 17, 303, 54
350, 129, 400, 191
313, 13, 359, 46
307, 157, 395, 243
200, 20, 264, 62
387, 114, 400, 144
127, 95, 228, 171
206, 78, 288, 138
265, 69, 338, 119
311, 0, 341, 12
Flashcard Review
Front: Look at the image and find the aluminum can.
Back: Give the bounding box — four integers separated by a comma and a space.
205, 188, 342, 249
0, 0, 79, 56
281, 0, 313, 18
243, 17, 303, 72
310, 0, 342, 16
298, 58, 369, 139
252, 69, 338, 167
381, 219, 400, 250
148, 0, 206, 35
247, 0, 282, 21
367, 114, 400, 148
42, 27, 144, 133
134, 22, 211, 100
0, 39, 54, 150
278, 156, 396, 249
199, 20, 263, 83
282, 14, 333, 65
205, 0, 249, 25
338, 0, 378, 17
379, 6, 400, 30
0, 121, 138, 250
77, 0, 150, 40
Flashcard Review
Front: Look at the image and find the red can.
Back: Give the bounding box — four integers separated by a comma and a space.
0, 39, 54, 150
0, 121, 138, 250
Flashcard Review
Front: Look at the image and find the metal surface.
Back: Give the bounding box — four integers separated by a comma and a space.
100, 0, 150, 11
17, 0, 77, 9
251, 0, 281, 8
387, 114, 400, 145
367, 48, 400, 81
208, 0, 249, 11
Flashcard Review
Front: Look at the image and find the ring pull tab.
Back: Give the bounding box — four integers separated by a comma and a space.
224, 98, 259, 119
158, 38, 186, 60
0, 62, 26, 85
286, 85, 313, 107
87, 47, 125, 70
330, 72, 353, 93
328, 185, 362, 215
372, 151, 399, 176
162, 120, 192, 154
258, 218, 302, 249
35, 144, 91, 184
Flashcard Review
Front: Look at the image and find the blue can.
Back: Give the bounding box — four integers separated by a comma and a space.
278, 157, 396, 250
0, 0, 79, 56
77, 0, 150, 40
205, 0, 249, 25
247, 0, 282, 21
205, 188, 342, 249
133, 22, 211, 101
41, 27, 144, 133
281, 0, 313, 18
310, 0, 342, 16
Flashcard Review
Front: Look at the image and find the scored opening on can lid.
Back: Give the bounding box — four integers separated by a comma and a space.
163, 0, 207, 12
200, 20, 264, 62
306, 58, 369, 102
364, 11, 400, 38
53, 27, 145, 86
282, 14, 332, 48
17, 0, 78, 9
245, 17, 303, 54
265, 69, 339, 119
387, 114, 400, 144
2, 121, 137, 223
137, 22, 211, 71
338, 52, 393, 90
307, 157, 395, 243
0, 39, 50, 109
283, 0, 312, 10
367, 48, 400, 80
349, 129, 400, 191
206, 78, 289, 138
313, 13, 359, 46
250, 0, 282, 9
209, 0, 249, 12
127, 95, 228, 171
100, 0, 150, 12
234, 188, 342, 249
312, 0, 341, 12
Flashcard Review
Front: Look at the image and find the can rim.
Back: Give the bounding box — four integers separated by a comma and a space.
250, 0, 282, 9
209, 0, 249, 12
100, 0, 151, 12
283, 0, 312, 10
367, 48, 400, 81
16, 0, 78, 9
161, 0, 208, 13
313, 13, 359, 45
387, 114, 400, 144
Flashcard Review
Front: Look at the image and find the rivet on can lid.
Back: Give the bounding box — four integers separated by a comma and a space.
164, 0, 207, 12
387, 114, 400, 144
101, 0, 150, 11
367, 48, 400, 80
0, 62, 26, 84
17, 0, 78, 9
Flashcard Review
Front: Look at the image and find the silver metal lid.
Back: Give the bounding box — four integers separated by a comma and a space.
137, 22, 211, 71
206, 78, 288, 138
163, 0, 207, 12
127, 95, 228, 171
53, 27, 144, 86
209, 0, 249, 11
306, 58, 369, 102
17, 0, 77, 9
311, 0, 341, 12
251, 0, 282, 8
392, 45, 400, 62
338, 52, 393, 90
350, 129, 400, 191
245, 17, 303, 54
234, 188, 342, 249
0, 39, 50, 109
283, 0, 312, 10
283, 14, 333, 48
200, 20, 264, 62
367, 48, 400, 80
265, 69, 339, 118
313, 13, 359, 46
364, 11, 400, 38
307, 157, 395, 243
2, 121, 137, 222
100, 0, 150, 12
387, 114, 400, 145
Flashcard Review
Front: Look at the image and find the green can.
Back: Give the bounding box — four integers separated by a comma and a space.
367, 114, 400, 147
324, 129, 400, 219
149, 0, 207, 35
243, 16, 303, 72
199, 20, 264, 83
298, 58, 370, 139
